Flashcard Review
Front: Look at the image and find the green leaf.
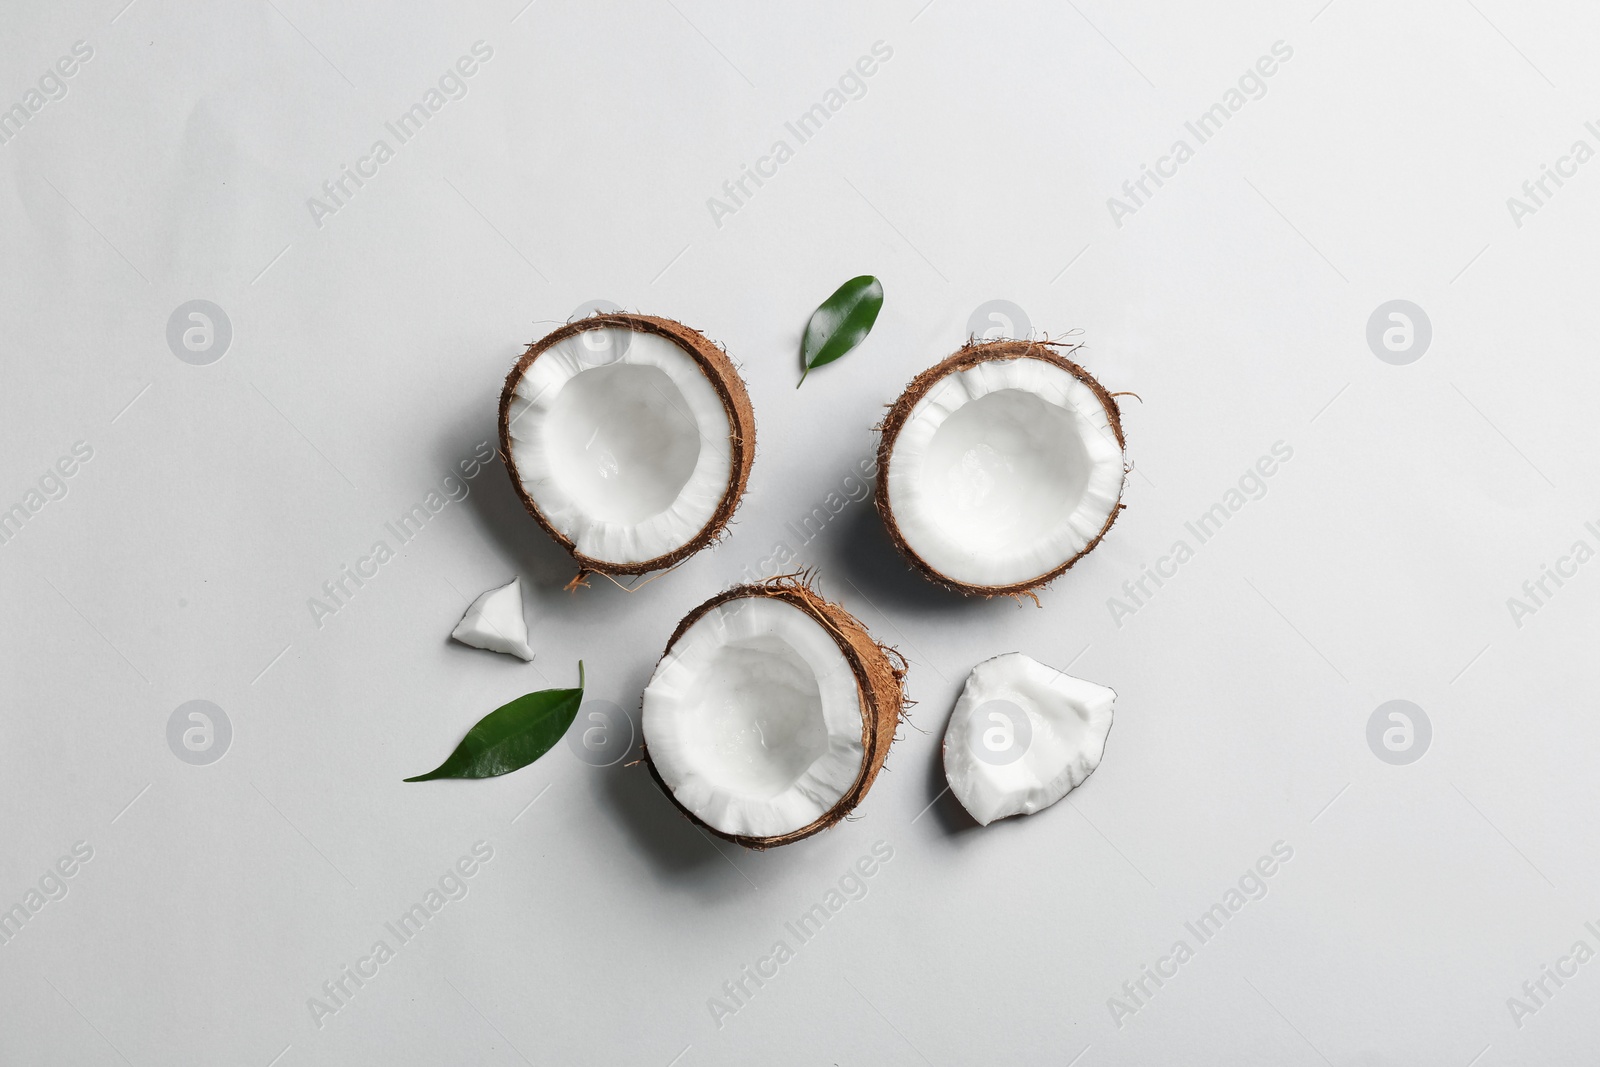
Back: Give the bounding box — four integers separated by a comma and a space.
799, 275, 883, 387
404, 662, 585, 782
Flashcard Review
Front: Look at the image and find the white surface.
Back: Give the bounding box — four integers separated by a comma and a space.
2, 1, 1598, 1064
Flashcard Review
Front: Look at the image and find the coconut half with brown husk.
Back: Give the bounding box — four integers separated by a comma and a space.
641, 576, 906, 849
875, 338, 1128, 597
499, 313, 755, 583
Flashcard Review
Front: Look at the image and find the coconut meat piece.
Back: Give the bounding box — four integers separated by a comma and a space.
504, 327, 733, 566
943, 652, 1114, 825
643, 596, 866, 839
886, 357, 1123, 589
450, 577, 535, 661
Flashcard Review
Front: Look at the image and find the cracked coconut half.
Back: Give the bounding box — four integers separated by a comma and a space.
641, 577, 905, 848
876, 339, 1127, 597
499, 313, 755, 581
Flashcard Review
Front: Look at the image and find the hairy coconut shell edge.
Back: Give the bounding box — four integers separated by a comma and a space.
640, 575, 907, 850
874, 338, 1129, 599
498, 313, 757, 579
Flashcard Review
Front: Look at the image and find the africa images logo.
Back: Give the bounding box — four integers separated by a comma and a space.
166, 300, 232, 365
167, 701, 232, 766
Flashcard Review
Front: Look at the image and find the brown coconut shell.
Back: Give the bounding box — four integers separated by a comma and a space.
875, 338, 1128, 598
498, 313, 757, 580
641, 574, 907, 849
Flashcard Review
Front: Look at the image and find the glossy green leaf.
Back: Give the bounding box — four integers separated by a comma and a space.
798, 275, 883, 387
404, 663, 585, 781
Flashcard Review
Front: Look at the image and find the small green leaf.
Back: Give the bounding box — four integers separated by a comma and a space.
404, 662, 585, 781
799, 275, 883, 387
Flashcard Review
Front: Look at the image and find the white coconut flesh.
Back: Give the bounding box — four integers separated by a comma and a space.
643, 596, 867, 839
943, 652, 1114, 826
450, 576, 535, 661
886, 358, 1123, 588
504, 327, 733, 566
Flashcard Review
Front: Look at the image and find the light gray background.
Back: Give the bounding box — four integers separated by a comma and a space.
2, 0, 1596, 1064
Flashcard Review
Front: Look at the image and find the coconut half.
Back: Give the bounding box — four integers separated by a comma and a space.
876, 339, 1127, 596
942, 652, 1115, 826
499, 313, 756, 578
641, 576, 905, 848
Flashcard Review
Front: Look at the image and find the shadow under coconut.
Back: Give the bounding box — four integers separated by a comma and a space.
456, 440, 584, 594
922, 732, 983, 837
595, 752, 738, 884
589, 659, 749, 892
825, 499, 979, 616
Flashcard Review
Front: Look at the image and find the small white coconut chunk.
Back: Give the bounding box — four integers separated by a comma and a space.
504, 328, 733, 565
942, 652, 1114, 825
643, 597, 865, 839
886, 357, 1124, 588
450, 577, 535, 661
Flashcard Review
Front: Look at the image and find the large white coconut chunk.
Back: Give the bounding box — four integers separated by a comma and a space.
450, 577, 535, 661
942, 652, 1114, 825
882, 351, 1125, 591
504, 327, 734, 566
643, 596, 867, 840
